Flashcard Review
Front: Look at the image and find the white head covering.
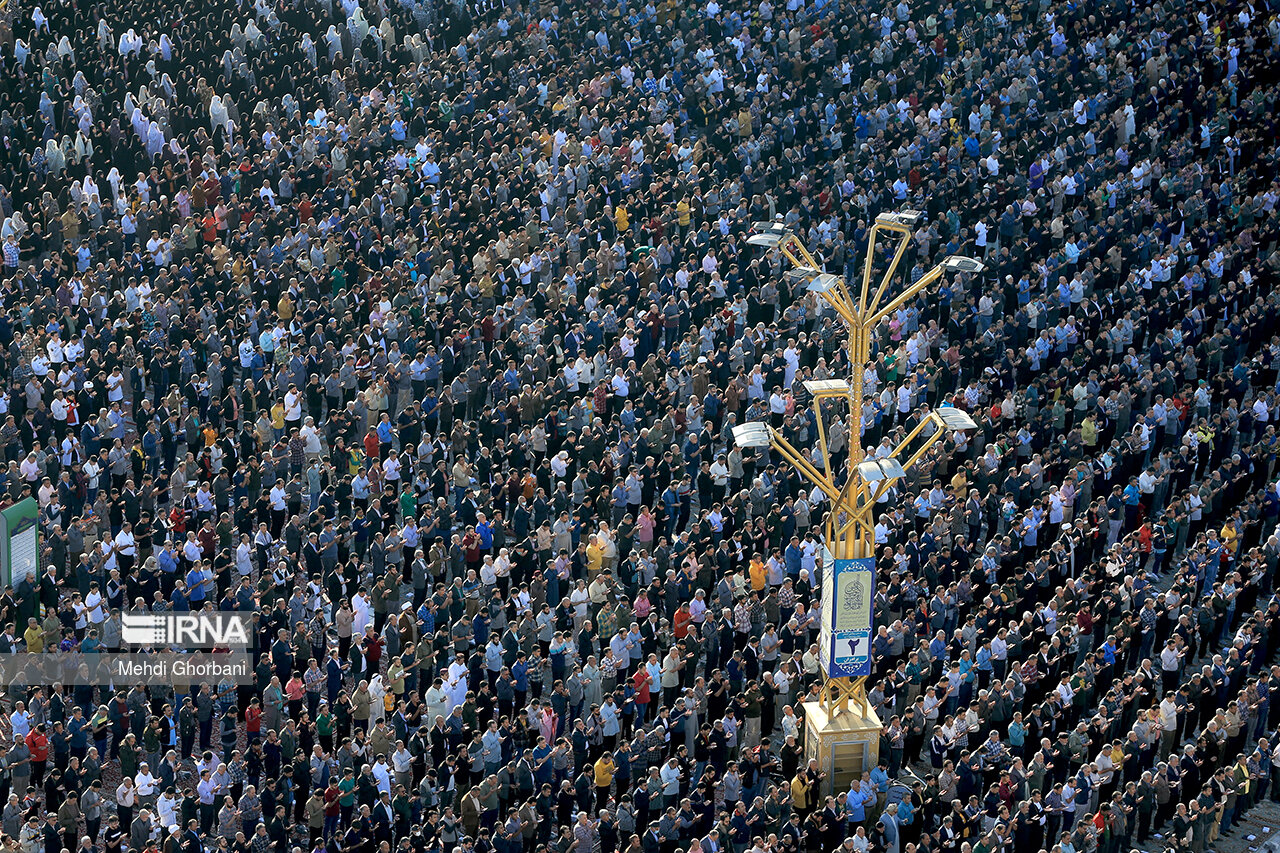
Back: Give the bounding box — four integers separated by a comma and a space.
210, 95, 229, 134
146, 120, 165, 155
45, 139, 65, 175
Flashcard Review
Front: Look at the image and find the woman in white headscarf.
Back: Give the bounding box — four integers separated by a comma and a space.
160, 73, 176, 102
72, 70, 89, 95
118, 28, 133, 56
229, 23, 244, 51
209, 95, 230, 137
281, 93, 299, 124
74, 131, 94, 166
13, 38, 29, 68
69, 179, 85, 207
31, 5, 47, 33
220, 49, 234, 80
299, 33, 317, 67
324, 25, 342, 61
244, 19, 262, 49
82, 173, 99, 202
130, 105, 148, 142
56, 35, 74, 63
106, 167, 123, 201
2, 210, 28, 241
38, 91, 54, 123
96, 19, 112, 52
45, 139, 65, 178
72, 94, 91, 124
349, 6, 369, 43
146, 120, 165, 159
158, 34, 173, 62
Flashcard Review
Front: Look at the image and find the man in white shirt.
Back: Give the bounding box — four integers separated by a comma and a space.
610, 369, 630, 399
114, 524, 137, 574
9, 704, 30, 738
1158, 691, 1180, 759
283, 386, 303, 429
84, 584, 105, 626
136, 764, 159, 804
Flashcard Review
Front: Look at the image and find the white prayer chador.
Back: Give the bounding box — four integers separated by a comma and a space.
130, 106, 148, 142
45, 140, 65, 177
146, 120, 165, 157
324, 25, 342, 60
118, 28, 143, 56
209, 95, 231, 138
299, 34, 317, 67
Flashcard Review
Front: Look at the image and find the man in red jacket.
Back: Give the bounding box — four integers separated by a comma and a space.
26, 723, 49, 786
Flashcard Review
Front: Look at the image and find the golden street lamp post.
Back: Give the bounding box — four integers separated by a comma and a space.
736, 210, 982, 792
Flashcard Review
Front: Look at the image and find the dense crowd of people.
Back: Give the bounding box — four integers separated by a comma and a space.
0, 0, 1279, 853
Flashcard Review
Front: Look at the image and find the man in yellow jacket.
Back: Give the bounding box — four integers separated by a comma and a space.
594, 752, 615, 809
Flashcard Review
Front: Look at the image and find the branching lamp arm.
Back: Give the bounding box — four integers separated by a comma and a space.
862, 223, 915, 316
767, 431, 844, 504
867, 264, 947, 329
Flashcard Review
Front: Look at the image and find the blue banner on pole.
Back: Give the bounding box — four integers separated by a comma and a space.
820, 557, 874, 677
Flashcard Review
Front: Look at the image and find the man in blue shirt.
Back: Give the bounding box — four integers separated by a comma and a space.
1123, 477, 1142, 530
185, 564, 209, 606
844, 778, 875, 831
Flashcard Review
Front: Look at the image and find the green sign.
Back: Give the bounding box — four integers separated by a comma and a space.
0, 498, 39, 589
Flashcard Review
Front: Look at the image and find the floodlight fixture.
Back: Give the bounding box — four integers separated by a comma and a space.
875, 209, 923, 228
805, 273, 843, 294
942, 256, 985, 274
747, 217, 791, 248
731, 422, 773, 448
935, 407, 978, 431
803, 379, 854, 398
855, 458, 907, 483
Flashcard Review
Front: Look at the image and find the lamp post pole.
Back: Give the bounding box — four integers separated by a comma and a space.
739, 212, 984, 779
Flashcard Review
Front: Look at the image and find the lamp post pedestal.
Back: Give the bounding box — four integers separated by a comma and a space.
802, 699, 882, 798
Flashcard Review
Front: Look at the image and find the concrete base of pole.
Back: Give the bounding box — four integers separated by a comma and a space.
802, 698, 882, 798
